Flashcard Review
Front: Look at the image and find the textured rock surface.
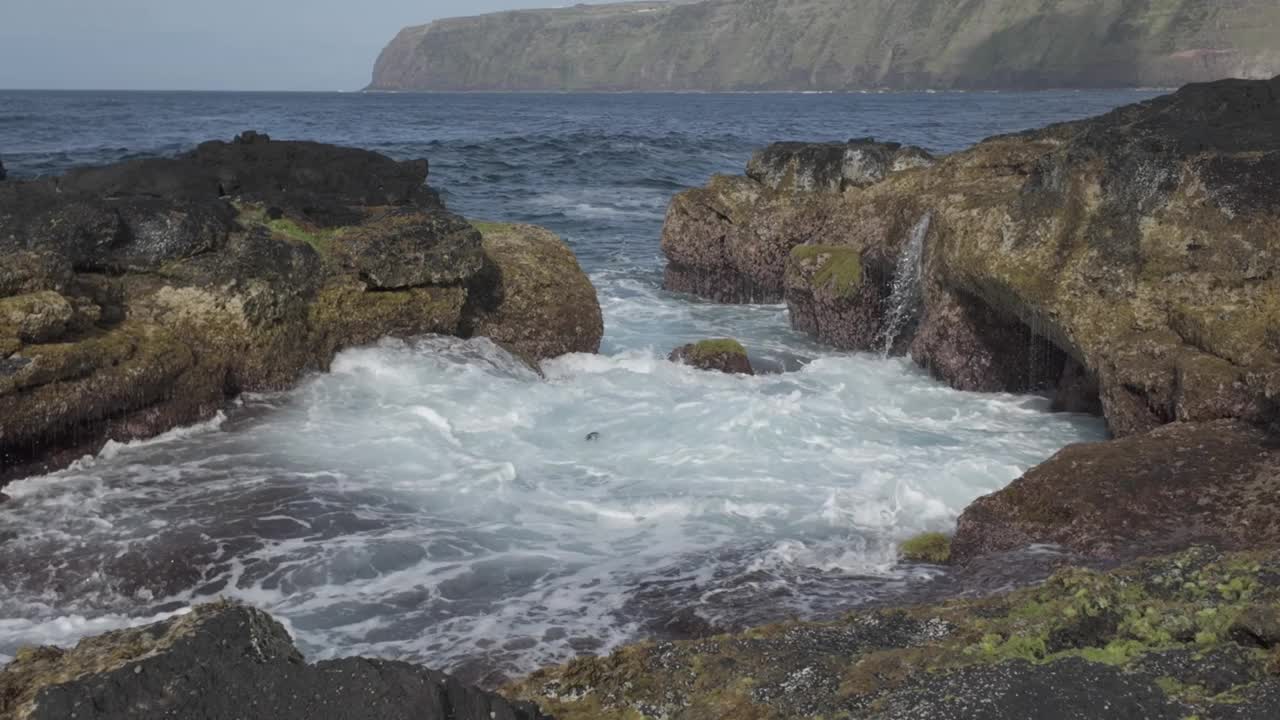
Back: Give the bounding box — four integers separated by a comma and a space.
0, 602, 550, 720
0, 138, 601, 483
952, 421, 1280, 564
664, 77, 1280, 438
370, 0, 1280, 92
462, 222, 604, 361
668, 338, 754, 375
746, 139, 934, 193
509, 547, 1280, 719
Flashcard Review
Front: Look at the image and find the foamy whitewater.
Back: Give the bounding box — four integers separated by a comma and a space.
0, 89, 1141, 681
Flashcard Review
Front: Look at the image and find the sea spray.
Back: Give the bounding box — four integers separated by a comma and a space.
879, 213, 932, 356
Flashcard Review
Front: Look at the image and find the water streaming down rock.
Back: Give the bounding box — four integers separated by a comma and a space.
878, 213, 932, 356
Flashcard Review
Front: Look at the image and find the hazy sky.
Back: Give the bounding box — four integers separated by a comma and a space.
0, 0, 601, 91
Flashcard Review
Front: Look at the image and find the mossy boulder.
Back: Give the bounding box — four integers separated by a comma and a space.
746, 138, 936, 193
508, 547, 1280, 719
0, 139, 600, 483
669, 338, 754, 375
0, 601, 549, 720
462, 221, 603, 362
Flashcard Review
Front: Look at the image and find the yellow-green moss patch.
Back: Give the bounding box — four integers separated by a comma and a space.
790, 245, 863, 298
900, 532, 951, 564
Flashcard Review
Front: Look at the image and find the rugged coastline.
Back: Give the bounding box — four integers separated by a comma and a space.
5, 77, 1280, 718
0, 133, 603, 484
370, 0, 1280, 92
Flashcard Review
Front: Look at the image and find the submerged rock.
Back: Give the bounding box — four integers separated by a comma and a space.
669, 338, 754, 375
509, 547, 1280, 719
0, 137, 601, 483
0, 601, 550, 720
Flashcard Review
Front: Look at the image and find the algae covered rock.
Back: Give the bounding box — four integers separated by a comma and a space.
0, 139, 600, 482
462, 221, 603, 362
335, 208, 485, 289
663, 76, 1280, 439
508, 547, 1280, 719
899, 532, 951, 564
669, 338, 754, 375
746, 138, 935, 193
0, 601, 550, 720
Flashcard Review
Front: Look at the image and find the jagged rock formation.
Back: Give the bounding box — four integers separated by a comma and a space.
661, 77, 1280, 439
370, 0, 1280, 92
509, 547, 1280, 719
0, 133, 602, 483
0, 602, 550, 720
660, 76, 1280, 580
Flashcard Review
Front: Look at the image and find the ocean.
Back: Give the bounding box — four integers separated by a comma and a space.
0, 89, 1153, 684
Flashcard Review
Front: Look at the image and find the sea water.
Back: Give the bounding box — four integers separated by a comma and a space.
0, 90, 1145, 681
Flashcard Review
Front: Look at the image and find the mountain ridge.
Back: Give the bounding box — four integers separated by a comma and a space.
369, 0, 1280, 92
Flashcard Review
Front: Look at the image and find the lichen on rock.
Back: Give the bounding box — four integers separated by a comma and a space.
0, 136, 602, 483
669, 338, 754, 375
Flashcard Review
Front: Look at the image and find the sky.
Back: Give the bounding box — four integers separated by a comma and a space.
0, 0, 606, 91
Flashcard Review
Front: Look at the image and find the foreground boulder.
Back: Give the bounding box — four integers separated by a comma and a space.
668, 338, 754, 375
662, 77, 1280, 439
0, 602, 549, 720
952, 421, 1280, 564
463, 222, 603, 360
0, 135, 602, 482
510, 547, 1280, 719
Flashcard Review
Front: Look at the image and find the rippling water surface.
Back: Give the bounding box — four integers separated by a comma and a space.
0, 90, 1145, 681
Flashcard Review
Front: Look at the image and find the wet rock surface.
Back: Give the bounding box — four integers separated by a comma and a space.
0, 602, 550, 720
0, 134, 602, 483
668, 338, 754, 375
952, 420, 1280, 565
510, 547, 1280, 719
661, 76, 1280, 436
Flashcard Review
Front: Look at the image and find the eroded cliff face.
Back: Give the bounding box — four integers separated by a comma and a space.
370, 0, 1280, 92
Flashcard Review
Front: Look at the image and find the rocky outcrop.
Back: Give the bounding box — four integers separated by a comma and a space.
370, 0, 1280, 92
952, 421, 1280, 564
0, 601, 550, 720
509, 546, 1280, 719
0, 134, 602, 483
663, 77, 1280, 441
668, 338, 754, 375
462, 222, 604, 361
746, 139, 934, 193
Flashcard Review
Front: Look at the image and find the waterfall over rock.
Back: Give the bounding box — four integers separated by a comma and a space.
879, 213, 931, 356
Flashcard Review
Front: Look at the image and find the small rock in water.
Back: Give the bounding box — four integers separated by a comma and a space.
585, 431, 600, 441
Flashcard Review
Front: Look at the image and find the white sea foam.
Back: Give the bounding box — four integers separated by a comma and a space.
0, 315, 1105, 679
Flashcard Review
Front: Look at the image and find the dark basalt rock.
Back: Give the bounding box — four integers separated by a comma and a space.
746, 138, 935, 193
0, 138, 602, 484
337, 208, 485, 289
669, 338, 754, 375
0, 602, 551, 720
0, 156, 6, 181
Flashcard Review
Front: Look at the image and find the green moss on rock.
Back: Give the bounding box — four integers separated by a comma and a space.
789, 245, 864, 299
899, 532, 951, 564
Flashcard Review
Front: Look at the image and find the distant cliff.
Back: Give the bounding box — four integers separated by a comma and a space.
369, 0, 1280, 92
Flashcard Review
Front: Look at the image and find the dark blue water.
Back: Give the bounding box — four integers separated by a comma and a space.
0, 91, 1143, 683
1, 90, 1156, 272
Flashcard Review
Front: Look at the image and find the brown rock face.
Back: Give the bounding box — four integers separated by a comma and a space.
0, 138, 601, 484
951, 421, 1280, 564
